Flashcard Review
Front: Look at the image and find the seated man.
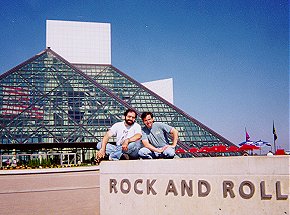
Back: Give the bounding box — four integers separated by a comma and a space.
96, 109, 142, 162
139, 111, 178, 159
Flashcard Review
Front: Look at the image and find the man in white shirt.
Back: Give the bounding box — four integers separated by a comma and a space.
96, 109, 142, 162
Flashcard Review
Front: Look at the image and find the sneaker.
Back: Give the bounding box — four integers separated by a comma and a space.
95, 154, 109, 164
120, 154, 130, 160
109, 156, 119, 161
95, 157, 103, 165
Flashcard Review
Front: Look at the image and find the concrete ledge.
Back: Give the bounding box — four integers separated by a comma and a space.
101, 156, 289, 175
100, 156, 290, 215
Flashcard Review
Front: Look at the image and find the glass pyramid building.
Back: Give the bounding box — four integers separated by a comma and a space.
0, 48, 236, 158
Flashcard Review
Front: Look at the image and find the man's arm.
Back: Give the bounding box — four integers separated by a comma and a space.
122, 133, 142, 151
128, 133, 142, 142
169, 128, 178, 147
96, 131, 112, 159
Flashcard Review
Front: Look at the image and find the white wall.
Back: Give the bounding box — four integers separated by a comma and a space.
142, 78, 174, 104
46, 20, 111, 64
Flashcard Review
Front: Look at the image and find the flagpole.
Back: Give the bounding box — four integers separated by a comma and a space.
273, 121, 277, 154
273, 138, 276, 154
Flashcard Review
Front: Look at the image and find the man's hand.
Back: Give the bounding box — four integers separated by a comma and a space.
122, 139, 129, 151
157, 145, 169, 153
96, 148, 106, 159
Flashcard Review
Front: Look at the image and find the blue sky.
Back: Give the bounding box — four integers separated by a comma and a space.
0, 0, 289, 150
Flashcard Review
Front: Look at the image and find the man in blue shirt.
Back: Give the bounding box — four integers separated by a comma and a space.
139, 111, 178, 159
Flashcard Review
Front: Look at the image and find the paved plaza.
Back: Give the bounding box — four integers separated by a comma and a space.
0, 166, 100, 215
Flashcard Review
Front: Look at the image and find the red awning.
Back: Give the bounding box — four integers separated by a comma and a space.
238, 144, 260, 151
275, 149, 286, 155
176, 148, 187, 154
188, 147, 199, 153
226, 145, 239, 152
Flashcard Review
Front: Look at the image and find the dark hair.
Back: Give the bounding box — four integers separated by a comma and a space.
124, 109, 137, 118
141, 112, 153, 120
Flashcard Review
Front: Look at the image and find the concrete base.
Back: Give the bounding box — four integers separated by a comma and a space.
100, 156, 290, 215
0, 157, 289, 215
0, 166, 100, 214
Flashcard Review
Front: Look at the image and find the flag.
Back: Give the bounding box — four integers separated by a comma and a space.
273, 121, 277, 141
245, 128, 250, 142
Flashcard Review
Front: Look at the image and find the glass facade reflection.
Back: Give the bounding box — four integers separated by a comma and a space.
0, 48, 235, 158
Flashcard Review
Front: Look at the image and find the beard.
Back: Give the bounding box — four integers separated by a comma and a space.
125, 118, 134, 126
